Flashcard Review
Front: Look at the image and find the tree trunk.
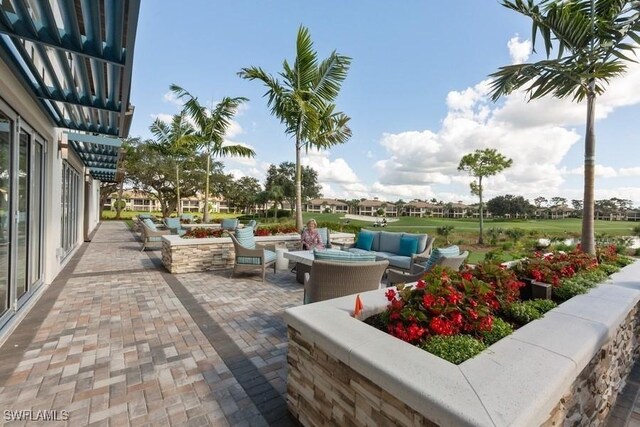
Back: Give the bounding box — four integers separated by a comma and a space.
176, 164, 181, 216
203, 150, 211, 223
114, 180, 124, 220
581, 91, 597, 255
478, 176, 484, 245
295, 143, 303, 231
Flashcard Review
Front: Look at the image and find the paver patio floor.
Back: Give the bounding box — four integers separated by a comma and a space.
0, 221, 301, 426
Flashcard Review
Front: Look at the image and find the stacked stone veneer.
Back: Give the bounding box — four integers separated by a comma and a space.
162, 233, 356, 274
288, 327, 438, 426
285, 261, 640, 427
543, 305, 640, 426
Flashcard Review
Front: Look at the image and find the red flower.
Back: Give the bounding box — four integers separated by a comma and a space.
461, 272, 473, 281
415, 280, 426, 289
422, 294, 435, 308
385, 289, 397, 301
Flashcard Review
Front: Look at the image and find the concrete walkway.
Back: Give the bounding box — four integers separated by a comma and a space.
0, 221, 302, 426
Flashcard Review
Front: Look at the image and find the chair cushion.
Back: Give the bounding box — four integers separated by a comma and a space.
399, 235, 419, 256
165, 218, 180, 229
316, 228, 329, 246
355, 230, 375, 251
387, 255, 412, 270
222, 218, 239, 230
139, 213, 153, 220
235, 227, 255, 249
314, 249, 376, 262
378, 231, 402, 254
346, 248, 371, 255
421, 246, 460, 271
143, 218, 157, 232
177, 229, 187, 237
147, 236, 162, 242
403, 233, 429, 253
237, 249, 276, 265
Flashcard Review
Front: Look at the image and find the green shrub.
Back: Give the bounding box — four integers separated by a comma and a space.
554, 281, 589, 301
616, 255, 635, 267
421, 335, 486, 365
502, 301, 543, 326
481, 317, 513, 346
598, 263, 620, 275
505, 228, 526, 242
526, 299, 557, 314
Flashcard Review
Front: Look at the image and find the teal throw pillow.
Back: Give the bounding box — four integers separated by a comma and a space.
355, 230, 375, 251
399, 236, 419, 257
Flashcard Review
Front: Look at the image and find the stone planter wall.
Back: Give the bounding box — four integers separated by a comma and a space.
284, 261, 640, 427
161, 232, 355, 274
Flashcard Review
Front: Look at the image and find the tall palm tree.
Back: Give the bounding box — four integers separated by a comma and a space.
489, 0, 640, 255
149, 113, 195, 215
170, 85, 255, 223
238, 26, 352, 230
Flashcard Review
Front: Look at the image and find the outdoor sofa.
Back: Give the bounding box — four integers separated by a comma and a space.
345, 230, 434, 271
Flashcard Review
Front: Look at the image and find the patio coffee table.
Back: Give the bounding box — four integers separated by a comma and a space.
283, 250, 314, 284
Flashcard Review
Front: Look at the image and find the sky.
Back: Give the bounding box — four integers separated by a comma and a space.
128, 1, 640, 207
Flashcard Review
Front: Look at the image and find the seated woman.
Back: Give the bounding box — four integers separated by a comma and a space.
301, 219, 325, 250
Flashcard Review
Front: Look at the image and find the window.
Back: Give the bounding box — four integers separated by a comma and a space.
60, 161, 80, 257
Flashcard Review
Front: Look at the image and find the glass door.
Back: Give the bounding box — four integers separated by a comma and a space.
0, 112, 11, 317
15, 130, 29, 300
29, 140, 43, 289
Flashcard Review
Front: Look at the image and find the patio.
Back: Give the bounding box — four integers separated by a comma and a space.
0, 220, 638, 426
0, 221, 301, 426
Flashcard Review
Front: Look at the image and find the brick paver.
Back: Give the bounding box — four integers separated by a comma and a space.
0, 221, 301, 426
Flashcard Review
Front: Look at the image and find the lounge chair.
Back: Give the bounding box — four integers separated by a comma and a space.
229, 226, 276, 282
387, 250, 470, 286
221, 218, 239, 232
304, 259, 389, 304
163, 217, 187, 236
140, 219, 170, 252
180, 213, 194, 223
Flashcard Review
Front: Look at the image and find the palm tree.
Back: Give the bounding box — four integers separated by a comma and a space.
170, 85, 255, 223
238, 26, 352, 230
489, 0, 640, 255
149, 113, 195, 215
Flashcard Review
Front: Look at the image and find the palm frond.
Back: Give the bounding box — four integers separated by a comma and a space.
313, 52, 352, 103
293, 26, 318, 93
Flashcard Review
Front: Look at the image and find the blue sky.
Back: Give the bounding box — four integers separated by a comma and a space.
129, 1, 640, 207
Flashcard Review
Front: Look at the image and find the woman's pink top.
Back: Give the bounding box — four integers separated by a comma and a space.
301, 228, 324, 250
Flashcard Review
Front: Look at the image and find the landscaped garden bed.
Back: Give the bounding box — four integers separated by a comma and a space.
161, 229, 356, 273
285, 247, 639, 426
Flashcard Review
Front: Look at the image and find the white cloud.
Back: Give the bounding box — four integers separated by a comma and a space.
150, 113, 173, 123
620, 167, 640, 177
162, 91, 183, 106
507, 36, 532, 64
301, 150, 360, 184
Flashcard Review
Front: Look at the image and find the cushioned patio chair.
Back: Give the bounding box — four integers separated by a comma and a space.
229, 226, 276, 282
140, 218, 170, 252
163, 217, 187, 236
304, 259, 389, 304
246, 219, 258, 233
221, 218, 239, 232
180, 213, 194, 223
300, 227, 332, 249
387, 249, 470, 286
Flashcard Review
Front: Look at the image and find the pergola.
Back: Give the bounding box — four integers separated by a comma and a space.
0, 0, 140, 181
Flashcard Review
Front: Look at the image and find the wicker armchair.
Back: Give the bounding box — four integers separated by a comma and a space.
303, 260, 389, 304
387, 251, 469, 286
229, 227, 276, 282
140, 219, 170, 252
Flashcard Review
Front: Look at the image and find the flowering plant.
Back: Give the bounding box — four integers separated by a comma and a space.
465, 262, 524, 310
255, 225, 299, 236
515, 250, 597, 286
381, 266, 495, 344
183, 228, 225, 239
